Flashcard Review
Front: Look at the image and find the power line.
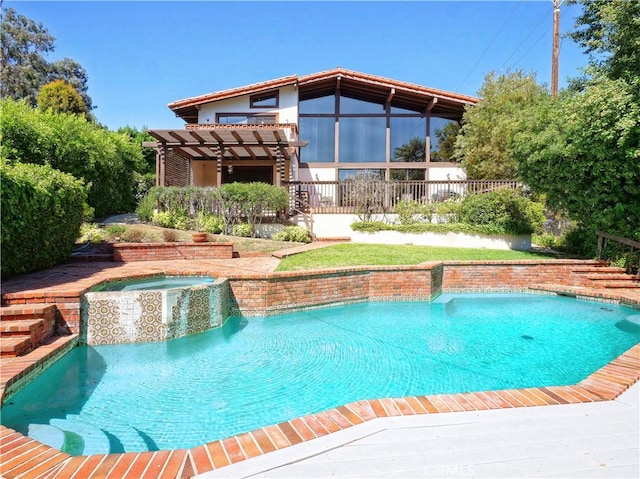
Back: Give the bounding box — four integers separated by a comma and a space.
456, 1, 522, 91
498, 4, 553, 72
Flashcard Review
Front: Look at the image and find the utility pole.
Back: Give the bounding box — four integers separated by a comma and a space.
551, 0, 561, 97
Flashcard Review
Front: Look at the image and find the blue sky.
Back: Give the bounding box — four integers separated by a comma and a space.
6, 1, 588, 131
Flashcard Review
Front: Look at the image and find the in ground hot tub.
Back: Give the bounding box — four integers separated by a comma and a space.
81, 275, 229, 345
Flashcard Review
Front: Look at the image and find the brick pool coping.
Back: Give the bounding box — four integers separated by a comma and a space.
1, 262, 639, 478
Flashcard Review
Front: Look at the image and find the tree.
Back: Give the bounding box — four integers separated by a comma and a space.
509, 0, 640, 248
567, 0, 640, 86
0, 7, 53, 105
0, 7, 93, 110
453, 70, 549, 179
430, 122, 460, 162
511, 77, 640, 243
117, 126, 157, 176
37, 79, 88, 117
393, 137, 425, 163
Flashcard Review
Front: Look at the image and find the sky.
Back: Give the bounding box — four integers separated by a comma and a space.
5, 0, 589, 131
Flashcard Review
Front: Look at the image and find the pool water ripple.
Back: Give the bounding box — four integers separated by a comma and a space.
2, 293, 638, 454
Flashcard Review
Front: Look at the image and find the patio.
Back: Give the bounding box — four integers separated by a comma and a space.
0, 248, 639, 479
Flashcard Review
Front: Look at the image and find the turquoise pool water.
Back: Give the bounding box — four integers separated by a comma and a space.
2, 293, 639, 455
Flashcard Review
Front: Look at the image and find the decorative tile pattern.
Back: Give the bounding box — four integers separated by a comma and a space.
83, 282, 228, 345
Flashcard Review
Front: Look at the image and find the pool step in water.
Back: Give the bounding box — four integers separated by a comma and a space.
28, 423, 65, 450
99, 423, 153, 453
50, 416, 112, 455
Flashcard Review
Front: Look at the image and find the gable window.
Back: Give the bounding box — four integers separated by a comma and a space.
250, 91, 279, 108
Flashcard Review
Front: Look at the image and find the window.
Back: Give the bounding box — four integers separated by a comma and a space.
338, 169, 384, 181
339, 95, 384, 114
391, 117, 426, 162
299, 117, 335, 163
390, 169, 425, 181
299, 94, 335, 114
430, 117, 460, 162
250, 91, 278, 108
217, 114, 276, 125
339, 117, 386, 162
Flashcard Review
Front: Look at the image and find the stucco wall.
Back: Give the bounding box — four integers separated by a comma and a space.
197, 85, 298, 125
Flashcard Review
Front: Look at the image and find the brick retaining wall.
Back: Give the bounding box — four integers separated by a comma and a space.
441, 260, 595, 291
1, 260, 613, 335
112, 242, 234, 262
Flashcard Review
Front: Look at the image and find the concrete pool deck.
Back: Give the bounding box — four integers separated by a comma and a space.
1, 249, 639, 479
198, 381, 640, 479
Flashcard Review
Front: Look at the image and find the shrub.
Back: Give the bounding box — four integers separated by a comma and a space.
163, 230, 180, 242
433, 199, 462, 223
151, 210, 188, 230
196, 213, 224, 234
396, 200, 436, 225
105, 225, 126, 237
120, 227, 147, 243
1, 162, 87, 277
232, 223, 253, 237
78, 223, 107, 243
458, 189, 543, 235
273, 226, 312, 243
215, 182, 288, 236
135, 187, 159, 222
151, 211, 174, 228
0, 99, 145, 217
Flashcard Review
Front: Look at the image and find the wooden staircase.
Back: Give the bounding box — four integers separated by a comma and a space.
0, 304, 57, 357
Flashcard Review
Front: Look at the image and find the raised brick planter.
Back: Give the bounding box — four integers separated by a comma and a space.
112, 242, 234, 262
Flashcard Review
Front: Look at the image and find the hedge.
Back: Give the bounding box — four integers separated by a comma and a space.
0, 99, 144, 217
1, 162, 88, 277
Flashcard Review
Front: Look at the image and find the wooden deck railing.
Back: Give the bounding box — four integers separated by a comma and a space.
285, 180, 521, 214
596, 231, 640, 257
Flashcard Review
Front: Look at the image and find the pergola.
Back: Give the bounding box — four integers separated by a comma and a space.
144, 124, 305, 187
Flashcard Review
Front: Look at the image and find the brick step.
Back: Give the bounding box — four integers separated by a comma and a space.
0, 303, 56, 321
572, 266, 627, 274
599, 281, 640, 289
585, 273, 640, 282
0, 336, 32, 357
0, 318, 45, 337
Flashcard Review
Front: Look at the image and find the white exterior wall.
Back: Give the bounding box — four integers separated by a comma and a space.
428, 166, 467, 181
197, 85, 298, 129
298, 167, 336, 182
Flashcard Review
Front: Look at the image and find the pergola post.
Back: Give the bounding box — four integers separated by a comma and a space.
216, 152, 223, 187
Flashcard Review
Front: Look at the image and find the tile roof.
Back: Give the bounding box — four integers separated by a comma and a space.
168, 67, 479, 122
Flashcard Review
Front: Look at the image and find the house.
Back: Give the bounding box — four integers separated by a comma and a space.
145, 68, 479, 190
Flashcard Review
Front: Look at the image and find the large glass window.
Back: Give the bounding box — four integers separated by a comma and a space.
339, 117, 386, 163
299, 117, 335, 163
390, 117, 426, 162
339, 95, 385, 114
299, 94, 335, 114
430, 117, 460, 162
390, 169, 425, 181
217, 114, 276, 125
338, 169, 384, 181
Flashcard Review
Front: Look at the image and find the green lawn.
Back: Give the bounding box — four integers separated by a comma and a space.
275, 243, 558, 271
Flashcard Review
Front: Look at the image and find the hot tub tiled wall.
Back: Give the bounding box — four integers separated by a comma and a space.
112, 242, 234, 262
81, 280, 229, 345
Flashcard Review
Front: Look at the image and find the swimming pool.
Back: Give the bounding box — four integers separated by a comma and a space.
2, 293, 638, 455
